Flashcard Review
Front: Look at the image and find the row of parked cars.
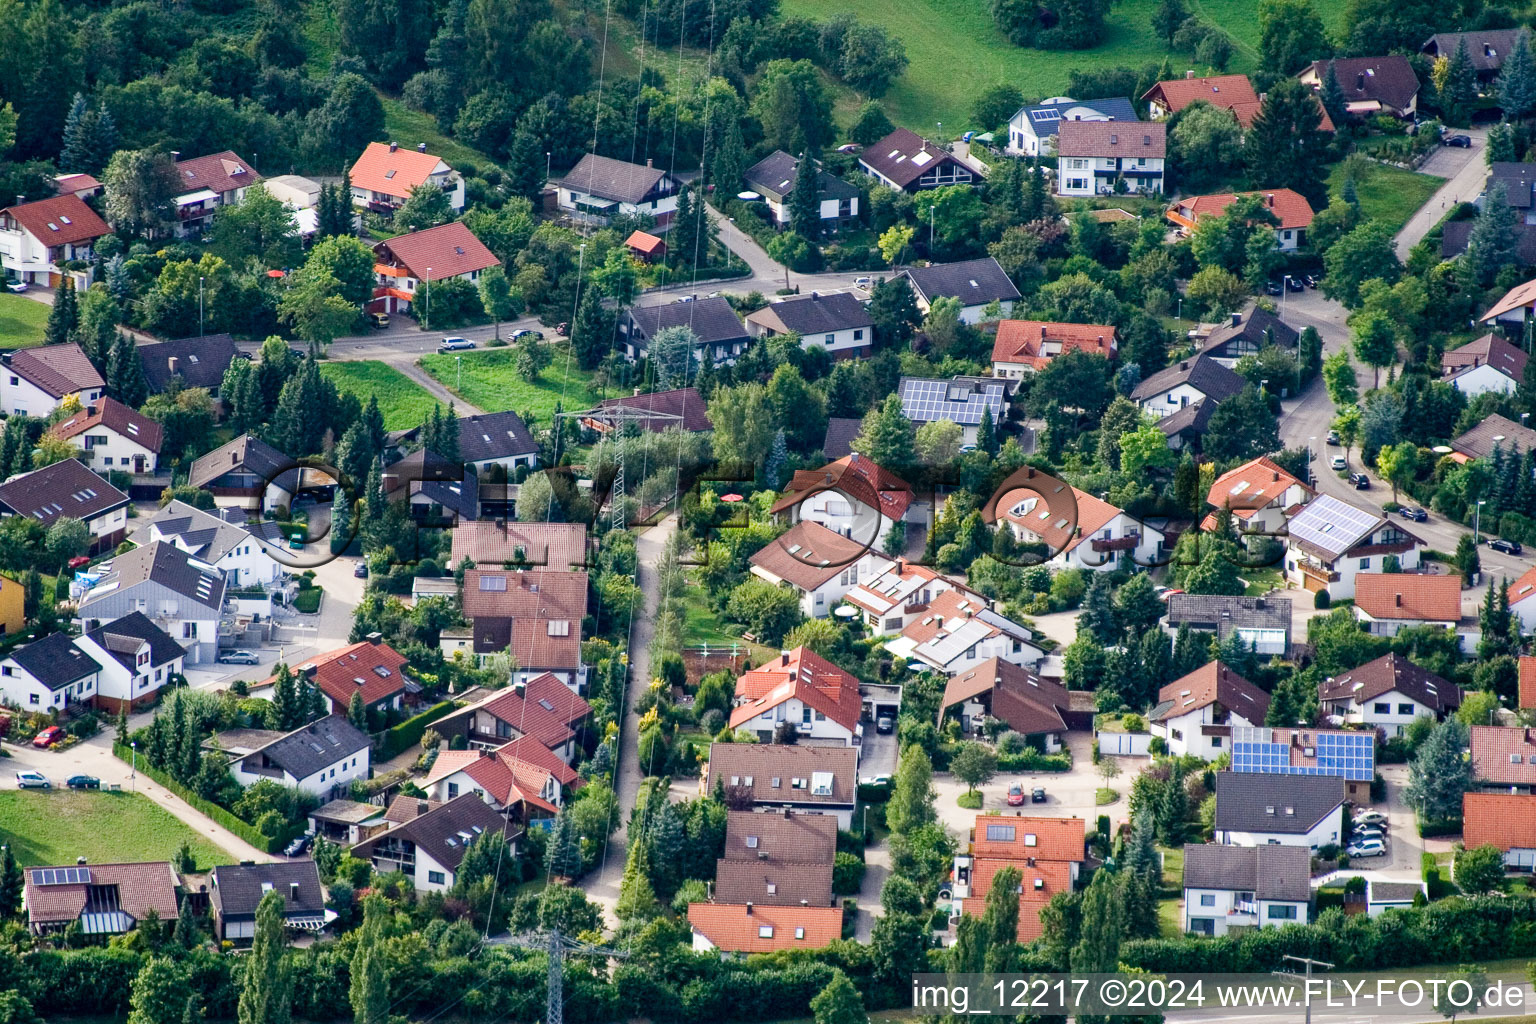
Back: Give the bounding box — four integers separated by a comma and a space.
15, 771, 98, 789
1345, 809, 1389, 858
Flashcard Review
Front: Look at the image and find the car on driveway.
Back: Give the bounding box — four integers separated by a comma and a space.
1007, 784, 1025, 806
15, 770, 49, 789
1326, 430, 1340, 445
369, 312, 390, 329
1347, 838, 1387, 858
1353, 810, 1389, 827
1265, 279, 1284, 296
1444, 134, 1472, 148
854, 277, 872, 289
1285, 275, 1305, 292
876, 715, 894, 733
1031, 786, 1047, 803
1491, 538, 1524, 555
5, 281, 27, 294
284, 830, 315, 857
1398, 506, 1428, 522
353, 562, 369, 578
1350, 473, 1371, 490
67, 775, 100, 789
437, 337, 475, 353
218, 649, 260, 665
32, 726, 65, 749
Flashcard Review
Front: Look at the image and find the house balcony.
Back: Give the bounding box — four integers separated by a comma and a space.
1297, 562, 1339, 586
1091, 533, 1140, 552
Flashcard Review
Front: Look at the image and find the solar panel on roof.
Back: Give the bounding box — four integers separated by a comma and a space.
1287, 495, 1381, 556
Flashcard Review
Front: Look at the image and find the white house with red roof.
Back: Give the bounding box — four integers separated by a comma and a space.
349, 141, 465, 216
990, 320, 1117, 379
1166, 189, 1315, 251
729, 647, 864, 745
1442, 333, 1528, 397
843, 558, 984, 636
433, 673, 593, 764
748, 520, 893, 618
1149, 661, 1271, 760
952, 815, 1085, 941
1201, 455, 1313, 536
1352, 573, 1471, 650
368, 221, 500, 316
994, 482, 1164, 573
0, 195, 110, 289
420, 745, 565, 821
170, 151, 260, 238
1, 342, 106, 418
49, 397, 163, 475
769, 453, 916, 547
885, 590, 1043, 676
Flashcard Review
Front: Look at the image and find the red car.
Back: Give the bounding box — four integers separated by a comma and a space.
1006, 784, 1025, 806
67, 556, 90, 569
32, 726, 65, 749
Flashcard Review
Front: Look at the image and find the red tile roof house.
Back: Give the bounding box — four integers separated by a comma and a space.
1351, 573, 1473, 651
1200, 455, 1314, 537
937, 657, 1073, 751
349, 141, 465, 217
748, 519, 894, 619
0, 194, 111, 289
952, 814, 1086, 941
990, 477, 1165, 573
49, 396, 164, 475
25, 861, 181, 937
769, 453, 918, 548
1317, 653, 1462, 738
884, 589, 1044, 676
448, 567, 590, 690
842, 557, 985, 636
1142, 72, 1336, 132
1464, 791, 1536, 870
1148, 661, 1271, 761
432, 672, 594, 764
1520, 655, 1536, 712
1166, 189, 1315, 251
729, 647, 864, 745
687, 901, 844, 955
1469, 726, 1536, 792
1, 342, 106, 417
990, 320, 1117, 380
447, 520, 590, 571
368, 221, 500, 316
1054, 120, 1167, 197
170, 151, 260, 238
250, 636, 412, 719
420, 744, 567, 821
1441, 333, 1528, 399
1512, 568, 1536, 637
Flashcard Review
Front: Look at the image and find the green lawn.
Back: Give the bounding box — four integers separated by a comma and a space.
319, 360, 443, 431
777, 0, 1346, 131
0, 292, 50, 348
380, 95, 499, 172
418, 344, 602, 430
1157, 897, 1185, 937
0, 790, 232, 867
1157, 845, 1184, 889
1326, 160, 1441, 235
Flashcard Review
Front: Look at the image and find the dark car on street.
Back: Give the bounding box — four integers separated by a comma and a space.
67, 775, 100, 789
1444, 134, 1472, 147
1398, 506, 1428, 522
1491, 538, 1524, 555
1350, 473, 1371, 490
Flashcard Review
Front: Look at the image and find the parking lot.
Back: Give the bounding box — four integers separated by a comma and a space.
930, 734, 1126, 836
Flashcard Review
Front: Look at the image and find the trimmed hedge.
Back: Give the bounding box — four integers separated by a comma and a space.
112, 742, 292, 854
377, 700, 459, 759
997, 750, 1072, 772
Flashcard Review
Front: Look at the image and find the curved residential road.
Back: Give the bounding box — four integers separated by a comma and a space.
1393, 127, 1488, 259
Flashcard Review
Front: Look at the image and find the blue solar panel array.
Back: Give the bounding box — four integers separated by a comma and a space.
1230, 727, 1374, 781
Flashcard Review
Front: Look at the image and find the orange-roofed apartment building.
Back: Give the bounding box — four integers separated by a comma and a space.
952, 815, 1086, 941
369, 221, 500, 316
0, 194, 110, 289
1142, 72, 1335, 132
995, 481, 1164, 573
991, 320, 1117, 380
1464, 792, 1536, 871
1202, 455, 1314, 536
1149, 661, 1271, 761
730, 647, 864, 745
1352, 572, 1472, 651
420, 744, 568, 821
687, 902, 844, 955
1167, 189, 1315, 251
349, 141, 465, 217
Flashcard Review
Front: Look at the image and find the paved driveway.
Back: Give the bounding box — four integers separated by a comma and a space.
860, 724, 898, 779
931, 733, 1124, 837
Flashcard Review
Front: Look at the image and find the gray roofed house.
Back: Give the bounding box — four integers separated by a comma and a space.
1319, 652, 1462, 716
583, 387, 712, 434
822, 417, 862, 460
82, 611, 186, 672
1199, 308, 1300, 365
350, 793, 522, 891
1154, 397, 1219, 450
556, 154, 675, 206
859, 128, 976, 192
138, 334, 242, 395
1423, 28, 1528, 77
219, 715, 371, 794
145, 499, 283, 585
743, 151, 861, 229
1182, 843, 1312, 902
6, 343, 106, 401
208, 860, 327, 941
901, 257, 1021, 322
747, 292, 871, 336
1132, 352, 1246, 417
454, 411, 538, 473
622, 296, 750, 364
0, 457, 130, 553
76, 541, 227, 664
1164, 593, 1292, 655
1213, 771, 1346, 836
187, 434, 297, 512
1285, 494, 1391, 561
1489, 162, 1536, 209
6, 631, 99, 693
1443, 219, 1536, 266
75, 611, 187, 713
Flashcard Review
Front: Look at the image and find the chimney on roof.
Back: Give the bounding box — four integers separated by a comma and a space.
811, 292, 819, 301
495, 517, 506, 530
1186, 70, 1195, 79
745, 902, 753, 915
13, 196, 21, 208
1356, 73, 1365, 90
1179, 360, 1190, 370
781, 651, 790, 667
417, 143, 426, 153
1097, 335, 1104, 348
389, 142, 398, 153
366, 632, 383, 644
1040, 324, 1047, 338
77, 856, 87, 865
896, 557, 908, 573
783, 807, 792, 818
230, 451, 238, 464
168, 356, 179, 376
647, 158, 653, 168
418, 800, 429, 815
171, 151, 180, 162
290, 881, 300, 902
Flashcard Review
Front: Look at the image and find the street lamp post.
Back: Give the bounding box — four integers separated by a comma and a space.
198, 276, 205, 338
130, 741, 137, 793
546, 152, 551, 186
456, 354, 462, 391
424, 269, 431, 332
928, 204, 936, 252
1308, 435, 1316, 483
1177, 297, 1183, 320
1476, 499, 1487, 545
